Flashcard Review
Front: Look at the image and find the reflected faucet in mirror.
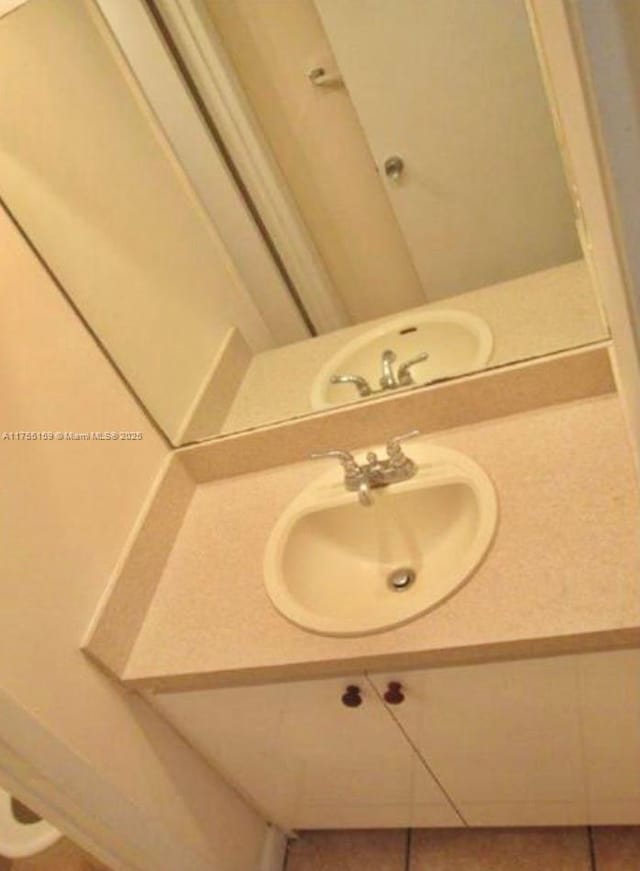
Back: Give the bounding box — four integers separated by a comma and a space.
330, 349, 431, 399
0, 0, 609, 445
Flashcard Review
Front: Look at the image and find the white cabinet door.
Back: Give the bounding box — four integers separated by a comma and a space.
578, 649, 640, 823
152, 676, 461, 830
314, 0, 579, 300
370, 656, 588, 826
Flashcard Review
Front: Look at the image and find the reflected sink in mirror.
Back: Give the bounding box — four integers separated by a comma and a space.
310, 310, 493, 410
0, 3, 608, 445
264, 443, 498, 636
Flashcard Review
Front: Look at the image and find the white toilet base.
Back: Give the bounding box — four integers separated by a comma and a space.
0, 788, 61, 859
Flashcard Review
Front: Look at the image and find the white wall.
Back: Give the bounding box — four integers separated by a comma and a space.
315, 0, 581, 299
0, 203, 266, 869
206, 0, 579, 315
206, 0, 426, 323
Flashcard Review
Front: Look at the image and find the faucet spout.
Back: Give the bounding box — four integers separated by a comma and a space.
330, 373, 373, 397
379, 349, 398, 390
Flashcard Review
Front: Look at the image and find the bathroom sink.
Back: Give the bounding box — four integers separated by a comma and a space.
310, 309, 493, 410
264, 443, 497, 636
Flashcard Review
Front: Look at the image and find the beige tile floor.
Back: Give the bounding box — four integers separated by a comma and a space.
410, 829, 591, 871
592, 828, 640, 871
286, 827, 640, 871
3, 825, 640, 869
287, 830, 407, 871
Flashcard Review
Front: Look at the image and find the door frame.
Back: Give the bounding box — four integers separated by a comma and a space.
93, 0, 315, 345
528, 0, 640, 474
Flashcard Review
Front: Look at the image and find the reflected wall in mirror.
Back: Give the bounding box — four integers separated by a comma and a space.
0, 0, 608, 445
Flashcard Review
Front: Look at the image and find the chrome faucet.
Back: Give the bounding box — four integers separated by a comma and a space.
311, 430, 421, 506
380, 350, 398, 390
330, 349, 430, 400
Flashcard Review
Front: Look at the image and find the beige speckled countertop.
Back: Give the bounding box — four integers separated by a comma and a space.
119, 394, 640, 690
220, 259, 606, 435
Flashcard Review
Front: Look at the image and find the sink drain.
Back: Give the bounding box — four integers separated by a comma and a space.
387, 567, 416, 592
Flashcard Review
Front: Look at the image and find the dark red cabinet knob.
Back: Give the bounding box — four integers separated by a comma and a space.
341, 685, 363, 708
384, 681, 405, 705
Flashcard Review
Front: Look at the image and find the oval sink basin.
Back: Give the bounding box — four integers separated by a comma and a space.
264, 443, 498, 636
311, 309, 493, 410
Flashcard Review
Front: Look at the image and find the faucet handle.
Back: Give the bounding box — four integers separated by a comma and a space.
310, 449, 361, 478
397, 351, 430, 385
386, 430, 421, 465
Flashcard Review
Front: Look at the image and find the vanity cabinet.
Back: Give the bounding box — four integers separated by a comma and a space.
371, 657, 585, 826
151, 650, 640, 830
151, 676, 461, 830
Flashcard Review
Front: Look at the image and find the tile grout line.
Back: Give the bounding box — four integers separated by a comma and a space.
587, 826, 597, 871
404, 828, 412, 871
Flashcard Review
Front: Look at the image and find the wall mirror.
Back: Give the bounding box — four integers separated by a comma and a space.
0, 0, 608, 445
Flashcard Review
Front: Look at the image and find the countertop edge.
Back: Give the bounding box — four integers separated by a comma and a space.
124, 628, 640, 693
